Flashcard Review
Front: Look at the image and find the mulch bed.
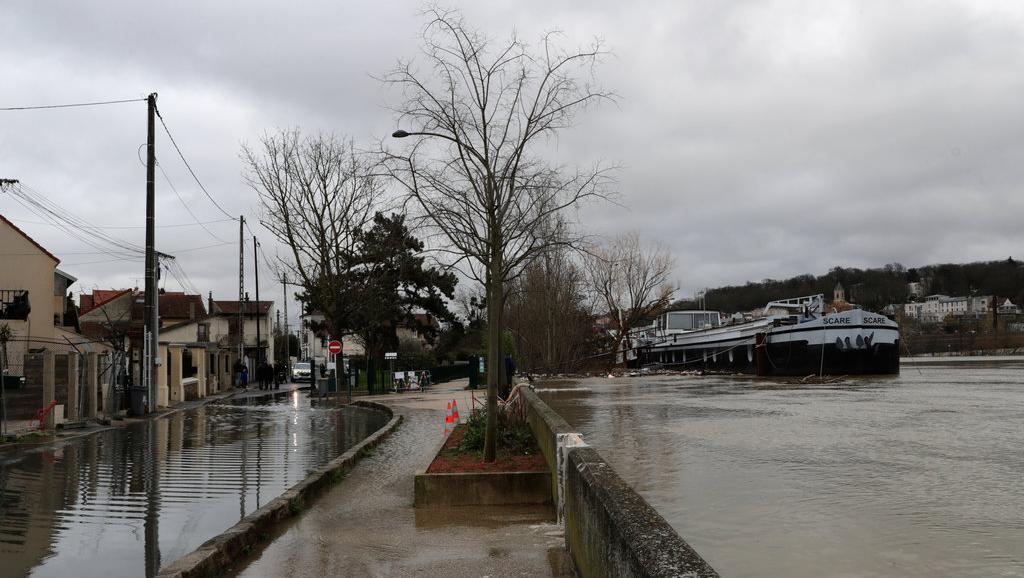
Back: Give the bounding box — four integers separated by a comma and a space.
426, 424, 548, 474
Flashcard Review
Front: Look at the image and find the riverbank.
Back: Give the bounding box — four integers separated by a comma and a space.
231, 381, 573, 578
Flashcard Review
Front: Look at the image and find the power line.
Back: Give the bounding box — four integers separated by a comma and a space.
154, 106, 237, 220
0, 97, 146, 111
156, 157, 228, 243
5, 216, 236, 229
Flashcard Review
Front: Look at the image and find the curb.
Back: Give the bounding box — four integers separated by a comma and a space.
155, 401, 402, 578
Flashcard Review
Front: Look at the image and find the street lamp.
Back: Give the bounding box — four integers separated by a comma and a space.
391, 128, 489, 165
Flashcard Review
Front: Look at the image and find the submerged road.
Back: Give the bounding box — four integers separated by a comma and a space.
233, 386, 571, 578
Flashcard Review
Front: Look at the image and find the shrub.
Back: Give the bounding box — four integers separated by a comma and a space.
457, 409, 534, 455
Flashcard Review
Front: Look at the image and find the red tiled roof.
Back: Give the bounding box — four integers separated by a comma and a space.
79, 289, 135, 315
0, 214, 60, 264
213, 300, 272, 315
160, 292, 207, 319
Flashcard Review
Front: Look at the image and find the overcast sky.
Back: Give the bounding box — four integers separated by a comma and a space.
3, 0, 1023, 322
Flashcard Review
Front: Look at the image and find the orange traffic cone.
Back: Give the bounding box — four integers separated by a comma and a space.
444, 401, 453, 435
451, 400, 460, 424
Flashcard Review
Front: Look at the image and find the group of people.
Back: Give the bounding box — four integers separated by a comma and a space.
231, 359, 281, 390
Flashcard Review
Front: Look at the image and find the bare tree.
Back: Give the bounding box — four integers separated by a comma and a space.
585, 233, 675, 368
242, 129, 385, 340
384, 8, 613, 461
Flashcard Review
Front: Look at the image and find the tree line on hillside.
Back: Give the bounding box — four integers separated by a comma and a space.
674, 259, 1024, 314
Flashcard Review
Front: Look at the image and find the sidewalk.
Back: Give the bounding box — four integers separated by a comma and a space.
232, 381, 573, 578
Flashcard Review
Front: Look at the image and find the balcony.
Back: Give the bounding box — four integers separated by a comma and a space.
0, 290, 31, 321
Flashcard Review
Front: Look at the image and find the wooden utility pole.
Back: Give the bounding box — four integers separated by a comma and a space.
282, 277, 290, 377
144, 93, 158, 413
253, 236, 261, 366
238, 216, 245, 364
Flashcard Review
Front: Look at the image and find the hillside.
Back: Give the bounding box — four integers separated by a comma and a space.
674, 258, 1024, 314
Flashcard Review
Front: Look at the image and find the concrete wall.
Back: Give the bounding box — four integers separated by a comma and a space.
414, 471, 551, 507
522, 387, 575, 506
521, 386, 718, 578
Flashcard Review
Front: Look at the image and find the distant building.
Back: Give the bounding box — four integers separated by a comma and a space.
997, 298, 1021, 315
902, 294, 992, 323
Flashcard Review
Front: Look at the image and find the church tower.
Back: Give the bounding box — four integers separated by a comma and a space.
833, 281, 845, 303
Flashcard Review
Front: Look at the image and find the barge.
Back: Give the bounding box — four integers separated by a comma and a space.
633, 294, 900, 376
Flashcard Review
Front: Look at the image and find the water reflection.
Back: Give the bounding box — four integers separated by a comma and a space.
541, 361, 1024, 578
0, 396, 387, 578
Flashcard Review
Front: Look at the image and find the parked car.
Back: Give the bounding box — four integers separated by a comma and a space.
291, 362, 312, 383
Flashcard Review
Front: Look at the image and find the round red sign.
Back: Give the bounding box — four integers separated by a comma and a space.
327, 340, 342, 355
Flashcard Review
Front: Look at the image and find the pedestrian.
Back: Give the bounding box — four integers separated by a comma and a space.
241, 364, 249, 389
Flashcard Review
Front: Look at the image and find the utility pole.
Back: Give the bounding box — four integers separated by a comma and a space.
282, 277, 291, 378
253, 236, 261, 367
144, 92, 159, 413
238, 216, 245, 366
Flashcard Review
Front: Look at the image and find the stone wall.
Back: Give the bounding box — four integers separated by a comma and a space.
521, 385, 718, 578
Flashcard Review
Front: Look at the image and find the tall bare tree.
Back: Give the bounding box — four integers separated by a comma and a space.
585, 233, 675, 368
242, 129, 385, 340
384, 8, 613, 461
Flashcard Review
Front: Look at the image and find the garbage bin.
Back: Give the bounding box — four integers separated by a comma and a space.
129, 385, 148, 416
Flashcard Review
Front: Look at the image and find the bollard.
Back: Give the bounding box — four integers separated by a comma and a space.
84, 352, 98, 420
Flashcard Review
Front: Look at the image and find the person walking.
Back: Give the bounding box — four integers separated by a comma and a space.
241, 364, 249, 389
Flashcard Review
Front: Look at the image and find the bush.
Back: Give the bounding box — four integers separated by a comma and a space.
457, 409, 534, 455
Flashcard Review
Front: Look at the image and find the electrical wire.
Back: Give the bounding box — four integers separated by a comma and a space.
154, 106, 237, 220
156, 157, 228, 243
0, 97, 145, 111
4, 217, 235, 229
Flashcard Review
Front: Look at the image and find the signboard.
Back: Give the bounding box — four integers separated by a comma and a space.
384, 352, 397, 360
327, 340, 342, 355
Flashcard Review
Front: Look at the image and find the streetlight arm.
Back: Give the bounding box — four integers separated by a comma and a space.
391, 129, 489, 167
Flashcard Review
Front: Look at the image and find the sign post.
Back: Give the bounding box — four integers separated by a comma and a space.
385, 352, 397, 392
327, 340, 342, 394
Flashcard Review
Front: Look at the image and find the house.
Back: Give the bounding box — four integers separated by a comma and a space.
0, 214, 81, 353
299, 311, 365, 365
997, 298, 1022, 315
298, 311, 440, 365
209, 299, 275, 367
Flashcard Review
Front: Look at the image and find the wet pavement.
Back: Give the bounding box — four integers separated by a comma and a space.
233, 384, 571, 578
0, 390, 387, 578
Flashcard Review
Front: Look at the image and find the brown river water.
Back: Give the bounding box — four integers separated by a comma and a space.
0, 392, 387, 578
539, 358, 1024, 578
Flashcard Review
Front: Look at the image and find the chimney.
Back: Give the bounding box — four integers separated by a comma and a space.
189, 301, 195, 320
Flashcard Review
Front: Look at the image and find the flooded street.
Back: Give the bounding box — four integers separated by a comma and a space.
540, 359, 1024, 578
0, 392, 388, 578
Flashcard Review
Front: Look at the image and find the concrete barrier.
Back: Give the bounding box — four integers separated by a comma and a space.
521, 386, 718, 578
156, 401, 401, 578
414, 470, 552, 507
521, 387, 575, 506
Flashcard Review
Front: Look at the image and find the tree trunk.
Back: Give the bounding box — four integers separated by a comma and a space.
484, 258, 504, 463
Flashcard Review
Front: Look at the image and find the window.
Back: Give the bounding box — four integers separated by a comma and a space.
197, 324, 209, 342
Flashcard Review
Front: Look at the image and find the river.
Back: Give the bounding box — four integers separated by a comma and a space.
539, 358, 1024, 578
0, 392, 388, 578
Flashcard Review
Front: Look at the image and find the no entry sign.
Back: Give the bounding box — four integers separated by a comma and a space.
327, 340, 342, 355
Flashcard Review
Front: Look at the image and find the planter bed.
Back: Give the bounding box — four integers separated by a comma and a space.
415, 424, 552, 507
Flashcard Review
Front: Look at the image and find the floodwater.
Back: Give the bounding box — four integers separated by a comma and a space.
0, 392, 388, 578
539, 358, 1024, 578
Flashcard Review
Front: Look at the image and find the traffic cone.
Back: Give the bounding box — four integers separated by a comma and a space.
444, 401, 453, 435
451, 400, 460, 424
